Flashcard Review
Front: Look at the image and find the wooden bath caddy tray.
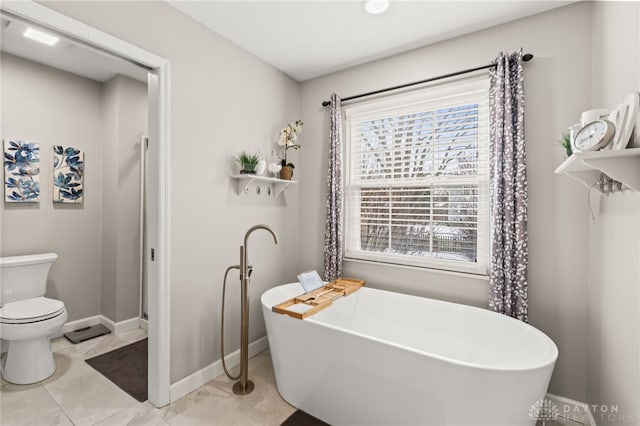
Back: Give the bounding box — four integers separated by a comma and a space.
273, 278, 365, 319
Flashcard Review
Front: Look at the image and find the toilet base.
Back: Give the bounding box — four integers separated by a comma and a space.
1, 337, 56, 384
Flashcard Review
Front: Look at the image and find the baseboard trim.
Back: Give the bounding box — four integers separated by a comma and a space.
59, 315, 144, 338
546, 393, 596, 426
169, 336, 269, 403
101, 316, 140, 334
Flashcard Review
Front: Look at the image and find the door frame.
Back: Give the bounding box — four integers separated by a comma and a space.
0, 1, 172, 407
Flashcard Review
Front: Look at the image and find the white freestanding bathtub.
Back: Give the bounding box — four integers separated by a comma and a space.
261, 283, 557, 426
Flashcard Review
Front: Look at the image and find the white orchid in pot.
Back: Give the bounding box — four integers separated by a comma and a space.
277, 119, 303, 180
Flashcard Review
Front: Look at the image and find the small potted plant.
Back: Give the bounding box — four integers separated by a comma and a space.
236, 151, 261, 175
277, 119, 303, 180
558, 132, 572, 157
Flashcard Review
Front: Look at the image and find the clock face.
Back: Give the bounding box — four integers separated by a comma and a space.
573, 120, 614, 152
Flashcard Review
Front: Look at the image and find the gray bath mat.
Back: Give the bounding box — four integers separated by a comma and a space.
281, 410, 329, 426
85, 338, 147, 402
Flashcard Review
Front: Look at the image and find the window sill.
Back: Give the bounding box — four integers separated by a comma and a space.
343, 257, 490, 282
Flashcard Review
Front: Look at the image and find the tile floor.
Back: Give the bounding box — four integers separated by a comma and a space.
0, 330, 585, 426
0, 329, 295, 426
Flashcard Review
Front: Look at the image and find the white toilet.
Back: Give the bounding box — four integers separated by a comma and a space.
0, 253, 67, 384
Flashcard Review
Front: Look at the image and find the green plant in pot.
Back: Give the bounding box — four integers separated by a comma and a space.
558, 132, 572, 157
236, 151, 260, 174
277, 119, 303, 180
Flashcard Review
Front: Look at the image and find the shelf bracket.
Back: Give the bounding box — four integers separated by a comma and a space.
274, 181, 290, 197
235, 177, 255, 195
555, 148, 640, 196
582, 156, 640, 192
564, 169, 604, 192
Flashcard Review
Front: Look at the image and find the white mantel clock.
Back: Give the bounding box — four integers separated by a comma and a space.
572, 119, 616, 152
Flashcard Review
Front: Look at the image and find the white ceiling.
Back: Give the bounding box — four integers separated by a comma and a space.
1, 14, 148, 83
169, 0, 574, 82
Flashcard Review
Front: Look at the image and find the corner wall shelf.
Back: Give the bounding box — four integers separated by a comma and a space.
554, 148, 640, 195
231, 175, 297, 196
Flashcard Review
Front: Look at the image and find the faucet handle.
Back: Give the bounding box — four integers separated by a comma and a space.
240, 266, 253, 281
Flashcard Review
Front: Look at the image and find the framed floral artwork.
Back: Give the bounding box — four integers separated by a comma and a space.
53, 145, 84, 203
3, 140, 40, 202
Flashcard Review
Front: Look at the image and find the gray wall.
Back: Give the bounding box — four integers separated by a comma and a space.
588, 2, 640, 424
43, 1, 302, 384
101, 75, 147, 323
1, 52, 104, 321
299, 3, 593, 401
1, 54, 148, 324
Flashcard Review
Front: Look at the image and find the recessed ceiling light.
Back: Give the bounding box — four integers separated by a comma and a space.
23, 28, 59, 46
363, 0, 389, 15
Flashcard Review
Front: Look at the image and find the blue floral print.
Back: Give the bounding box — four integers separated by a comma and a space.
53, 145, 84, 203
4, 140, 40, 202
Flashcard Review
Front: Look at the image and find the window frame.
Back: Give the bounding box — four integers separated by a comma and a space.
342, 77, 490, 276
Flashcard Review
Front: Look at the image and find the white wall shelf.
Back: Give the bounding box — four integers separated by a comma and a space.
231, 174, 297, 196
554, 148, 640, 195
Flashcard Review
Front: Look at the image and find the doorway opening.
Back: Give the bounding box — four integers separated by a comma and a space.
0, 2, 170, 407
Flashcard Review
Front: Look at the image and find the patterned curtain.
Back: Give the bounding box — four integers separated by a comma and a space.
323, 94, 343, 282
488, 50, 529, 322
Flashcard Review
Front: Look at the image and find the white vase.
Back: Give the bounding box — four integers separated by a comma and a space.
255, 160, 266, 176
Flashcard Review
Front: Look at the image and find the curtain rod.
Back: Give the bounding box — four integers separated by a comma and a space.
321, 53, 534, 107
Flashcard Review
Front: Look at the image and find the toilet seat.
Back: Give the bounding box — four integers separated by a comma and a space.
0, 297, 65, 324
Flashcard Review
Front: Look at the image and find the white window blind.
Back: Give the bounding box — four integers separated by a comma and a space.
344, 78, 490, 274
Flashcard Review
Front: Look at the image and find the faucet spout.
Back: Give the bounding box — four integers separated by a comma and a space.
244, 224, 278, 247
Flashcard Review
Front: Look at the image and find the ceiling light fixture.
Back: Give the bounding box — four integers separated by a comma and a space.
23, 28, 59, 46
363, 0, 389, 15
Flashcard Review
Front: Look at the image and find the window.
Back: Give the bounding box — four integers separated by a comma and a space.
344, 78, 489, 274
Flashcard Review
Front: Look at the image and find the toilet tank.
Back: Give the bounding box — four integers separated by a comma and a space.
0, 253, 58, 305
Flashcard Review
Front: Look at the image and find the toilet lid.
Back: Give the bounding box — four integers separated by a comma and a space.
0, 297, 66, 324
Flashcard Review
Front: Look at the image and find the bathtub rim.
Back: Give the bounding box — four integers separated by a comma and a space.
262, 282, 559, 374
